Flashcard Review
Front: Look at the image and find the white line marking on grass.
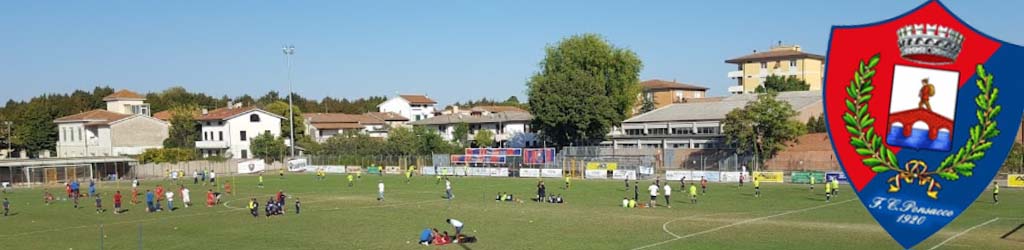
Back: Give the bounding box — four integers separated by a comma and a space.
926, 217, 1000, 250
632, 199, 855, 250
661, 215, 705, 238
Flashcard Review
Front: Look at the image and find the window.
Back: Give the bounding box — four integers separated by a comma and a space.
648, 128, 669, 135
760, 62, 768, 69
789, 60, 798, 68
78, 128, 83, 141
265, 130, 271, 135
671, 127, 693, 135
203, 132, 208, 141
250, 114, 261, 122
625, 129, 644, 135
497, 124, 504, 134
438, 125, 447, 132
240, 131, 247, 141
218, 121, 223, 126
241, 149, 248, 159
415, 115, 421, 121
218, 132, 223, 141
697, 127, 718, 134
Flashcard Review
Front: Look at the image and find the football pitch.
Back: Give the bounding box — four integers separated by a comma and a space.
0, 174, 1021, 250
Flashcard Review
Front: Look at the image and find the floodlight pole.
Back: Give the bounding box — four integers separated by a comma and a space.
283, 45, 296, 159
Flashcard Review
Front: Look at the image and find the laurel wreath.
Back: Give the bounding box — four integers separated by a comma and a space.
843, 54, 999, 199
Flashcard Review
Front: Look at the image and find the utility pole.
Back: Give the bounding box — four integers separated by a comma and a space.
283, 45, 296, 159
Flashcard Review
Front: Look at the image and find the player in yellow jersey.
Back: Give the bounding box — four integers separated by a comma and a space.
688, 183, 698, 204
825, 181, 832, 202
754, 176, 761, 198
993, 181, 999, 204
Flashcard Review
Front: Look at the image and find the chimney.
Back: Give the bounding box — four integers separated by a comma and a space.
202, 108, 209, 115
226, 101, 233, 109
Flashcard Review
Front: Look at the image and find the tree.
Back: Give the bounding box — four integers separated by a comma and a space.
722, 92, 804, 168
503, 96, 521, 106
163, 105, 199, 148
452, 122, 470, 146
12, 102, 56, 156
1002, 142, 1024, 174
474, 129, 495, 148
250, 132, 287, 163
640, 95, 657, 114
264, 101, 305, 139
527, 33, 642, 147
384, 127, 418, 155
755, 75, 810, 93
805, 115, 827, 133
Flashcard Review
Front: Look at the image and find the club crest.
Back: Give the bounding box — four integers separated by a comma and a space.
824, 0, 1024, 248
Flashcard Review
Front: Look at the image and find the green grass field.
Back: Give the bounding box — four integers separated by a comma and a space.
0, 173, 1021, 250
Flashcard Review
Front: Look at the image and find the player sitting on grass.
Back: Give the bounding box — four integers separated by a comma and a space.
44, 191, 54, 205
419, 228, 436, 245
248, 198, 259, 218
622, 197, 629, 208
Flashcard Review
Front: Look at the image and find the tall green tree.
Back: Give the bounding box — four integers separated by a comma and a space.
385, 127, 419, 155
451, 122, 470, 146
474, 129, 495, 148
722, 92, 804, 168
805, 115, 827, 133
1002, 142, 1024, 174
265, 101, 305, 139
527, 33, 642, 147
13, 102, 57, 156
755, 75, 810, 93
163, 105, 199, 148
250, 132, 287, 163
640, 95, 657, 114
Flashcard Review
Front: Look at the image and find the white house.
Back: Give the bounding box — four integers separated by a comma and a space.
194, 106, 283, 159
378, 94, 437, 122
54, 90, 169, 157
409, 107, 538, 148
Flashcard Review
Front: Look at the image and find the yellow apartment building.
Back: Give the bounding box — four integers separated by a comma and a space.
725, 44, 824, 94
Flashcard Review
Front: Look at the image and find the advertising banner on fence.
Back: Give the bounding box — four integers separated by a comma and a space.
520, 168, 540, 178
1008, 174, 1024, 187
384, 166, 402, 175
753, 171, 784, 183
467, 167, 489, 176
287, 159, 308, 172
437, 167, 454, 176
453, 167, 466, 176
421, 167, 436, 176
492, 168, 509, 177
523, 148, 556, 165
825, 171, 849, 184
465, 148, 522, 156
324, 166, 347, 173
585, 169, 607, 179
792, 172, 827, 184
346, 166, 362, 174
450, 155, 506, 164
720, 172, 743, 183
665, 170, 687, 181
699, 171, 722, 182
541, 169, 562, 178
237, 160, 266, 174
612, 170, 636, 180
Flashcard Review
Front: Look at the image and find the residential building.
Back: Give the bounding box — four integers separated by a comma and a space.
606, 91, 823, 149
305, 112, 396, 142
54, 90, 169, 157
409, 108, 538, 148
378, 94, 437, 122
194, 106, 283, 159
726, 43, 825, 94
635, 79, 708, 113
365, 112, 409, 128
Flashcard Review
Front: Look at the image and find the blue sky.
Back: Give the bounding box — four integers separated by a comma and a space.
2, 0, 1021, 107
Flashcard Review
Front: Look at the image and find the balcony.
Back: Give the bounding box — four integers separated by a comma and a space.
727, 70, 743, 78
195, 140, 229, 149
728, 86, 746, 94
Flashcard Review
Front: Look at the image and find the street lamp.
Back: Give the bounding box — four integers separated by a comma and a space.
282, 45, 296, 158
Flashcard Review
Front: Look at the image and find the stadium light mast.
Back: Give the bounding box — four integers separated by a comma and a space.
283, 45, 296, 158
